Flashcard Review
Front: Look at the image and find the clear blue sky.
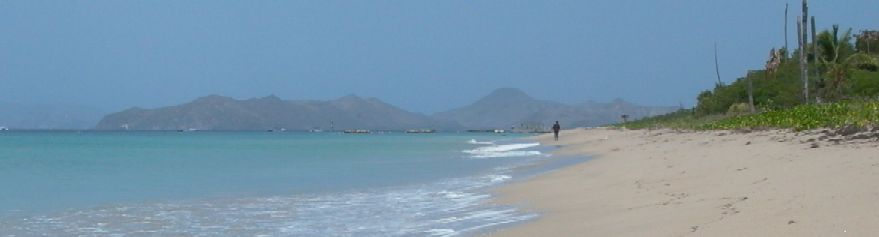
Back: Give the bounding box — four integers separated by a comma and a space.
2, 1, 877, 114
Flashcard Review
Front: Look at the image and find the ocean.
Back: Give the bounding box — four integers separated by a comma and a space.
0, 131, 574, 236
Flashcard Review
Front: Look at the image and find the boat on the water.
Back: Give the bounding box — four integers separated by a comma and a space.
344, 129, 370, 134
405, 129, 436, 133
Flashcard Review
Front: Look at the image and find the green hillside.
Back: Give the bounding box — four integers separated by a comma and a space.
621, 3, 879, 131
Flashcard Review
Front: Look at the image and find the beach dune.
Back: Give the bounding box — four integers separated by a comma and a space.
489, 128, 879, 236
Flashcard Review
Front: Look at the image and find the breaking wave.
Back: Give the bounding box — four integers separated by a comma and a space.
463, 142, 542, 159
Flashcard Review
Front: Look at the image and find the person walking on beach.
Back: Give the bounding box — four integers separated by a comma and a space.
552, 121, 561, 141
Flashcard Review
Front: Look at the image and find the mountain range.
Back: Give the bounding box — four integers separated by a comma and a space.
94, 88, 678, 131
95, 95, 458, 131
434, 88, 678, 129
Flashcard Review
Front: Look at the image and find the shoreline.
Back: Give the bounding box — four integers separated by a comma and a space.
469, 139, 593, 236
485, 127, 879, 236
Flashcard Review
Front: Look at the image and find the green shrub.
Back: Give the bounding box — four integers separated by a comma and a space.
727, 103, 751, 115
699, 101, 879, 131
618, 109, 729, 130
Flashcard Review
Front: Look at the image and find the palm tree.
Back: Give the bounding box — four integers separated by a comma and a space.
815, 25, 878, 100
817, 25, 853, 64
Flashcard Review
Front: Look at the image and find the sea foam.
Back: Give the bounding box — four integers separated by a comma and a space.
463, 142, 542, 158
467, 139, 495, 145
0, 170, 534, 237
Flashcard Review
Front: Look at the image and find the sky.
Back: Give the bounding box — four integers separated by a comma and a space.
1, 0, 878, 114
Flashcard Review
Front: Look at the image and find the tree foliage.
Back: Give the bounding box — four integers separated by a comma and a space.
693, 25, 879, 119
855, 30, 879, 55
695, 57, 805, 116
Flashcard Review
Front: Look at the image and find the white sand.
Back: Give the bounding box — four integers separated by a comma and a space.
488, 128, 879, 236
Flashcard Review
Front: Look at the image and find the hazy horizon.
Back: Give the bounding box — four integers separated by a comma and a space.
2, 1, 878, 114
0, 86, 658, 115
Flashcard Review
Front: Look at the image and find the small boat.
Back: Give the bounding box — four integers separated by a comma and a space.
405, 129, 436, 133
344, 129, 370, 134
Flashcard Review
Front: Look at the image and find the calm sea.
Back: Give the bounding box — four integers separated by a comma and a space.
0, 131, 562, 236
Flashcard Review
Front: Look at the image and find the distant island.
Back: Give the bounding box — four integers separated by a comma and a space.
95, 94, 458, 131
95, 88, 678, 131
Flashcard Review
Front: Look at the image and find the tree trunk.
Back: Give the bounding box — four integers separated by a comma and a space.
798, 17, 808, 104
748, 71, 757, 113
810, 16, 819, 99
785, 3, 789, 58
802, 0, 810, 103
812, 16, 818, 60
714, 43, 722, 85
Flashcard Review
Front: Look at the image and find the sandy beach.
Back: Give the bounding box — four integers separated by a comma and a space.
489, 128, 879, 236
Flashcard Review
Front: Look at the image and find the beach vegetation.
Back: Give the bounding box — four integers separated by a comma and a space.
620, 22, 879, 131
855, 30, 879, 55
614, 109, 727, 130
699, 100, 879, 131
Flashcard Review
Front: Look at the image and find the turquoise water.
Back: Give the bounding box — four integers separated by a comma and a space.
0, 131, 552, 236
